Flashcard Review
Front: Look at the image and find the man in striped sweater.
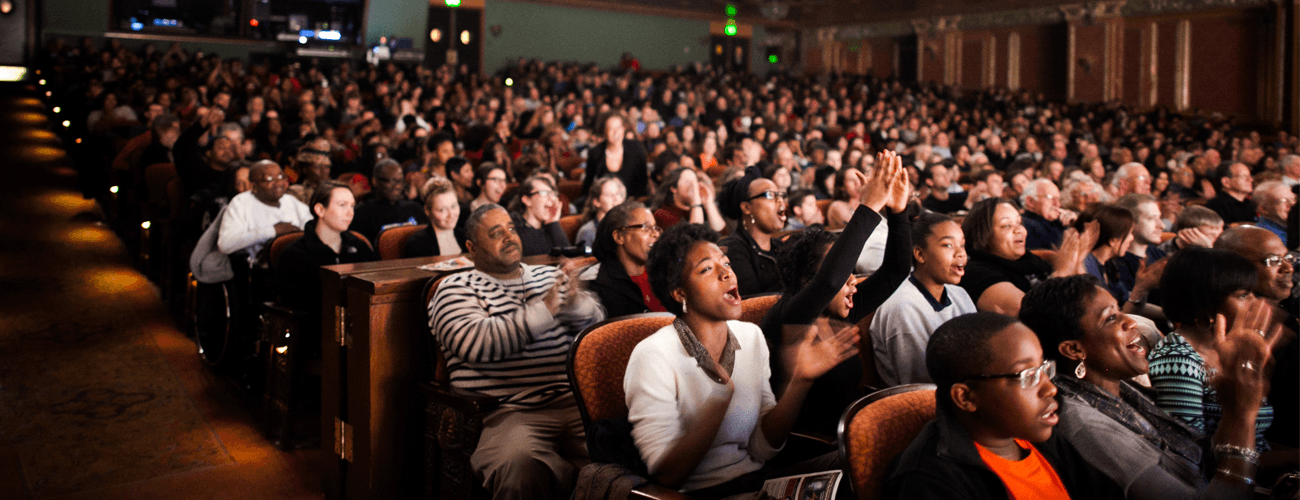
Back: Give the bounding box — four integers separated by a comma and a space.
430, 204, 604, 500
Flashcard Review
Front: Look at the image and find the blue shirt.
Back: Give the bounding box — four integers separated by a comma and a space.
1256, 217, 1288, 247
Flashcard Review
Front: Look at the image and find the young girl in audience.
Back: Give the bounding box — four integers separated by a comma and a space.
885, 312, 1124, 499
650, 166, 724, 231
762, 150, 912, 434
1150, 248, 1279, 452
626, 223, 859, 497
574, 176, 626, 248
1021, 274, 1280, 500
871, 212, 977, 387
404, 178, 465, 258
507, 174, 569, 256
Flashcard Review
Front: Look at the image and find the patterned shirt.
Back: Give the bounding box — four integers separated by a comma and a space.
1148, 332, 1272, 450
429, 263, 604, 408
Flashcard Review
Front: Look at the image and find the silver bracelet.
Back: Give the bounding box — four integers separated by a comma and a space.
1215, 467, 1255, 486
1213, 444, 1260, 465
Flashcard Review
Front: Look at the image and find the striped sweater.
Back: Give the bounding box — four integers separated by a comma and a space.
429, 263, 605, 409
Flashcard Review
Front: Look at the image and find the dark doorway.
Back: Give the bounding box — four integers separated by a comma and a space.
709, 36, 750, 72
897, 35, 918, 83
426, 6, 481, 75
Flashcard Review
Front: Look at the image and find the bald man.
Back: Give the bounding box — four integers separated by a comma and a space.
217, 161, 313, 256
1215, 226, 1298, 447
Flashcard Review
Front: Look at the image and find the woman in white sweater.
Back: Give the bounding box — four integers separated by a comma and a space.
624, 223, 859, 497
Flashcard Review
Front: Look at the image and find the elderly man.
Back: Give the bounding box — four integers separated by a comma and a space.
1109, 162, 1151, 197
1215, 226, 1298, 448
349, 159, 426, 243
216, 160, 312, 256
1253, 180, 1294, 247
1020, 179, 1076, 250
1280, 154, 1299, 187
429, 204, 603, 500
1205, 162, 1256, 223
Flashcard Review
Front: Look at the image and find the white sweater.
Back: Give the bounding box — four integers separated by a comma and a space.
870, 277, 976, 387
624, 320, 782, 492
217, 191, 313, 255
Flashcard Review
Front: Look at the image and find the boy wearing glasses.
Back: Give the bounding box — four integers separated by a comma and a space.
885, 312, 1121, 500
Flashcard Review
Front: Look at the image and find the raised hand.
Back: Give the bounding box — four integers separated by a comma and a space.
1211, 300, 1284, 420
789, 323, 860, 383
861, 150, 896, 213
886, 153, 912, 214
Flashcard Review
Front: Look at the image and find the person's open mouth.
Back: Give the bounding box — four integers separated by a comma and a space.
724, 285, 741, 305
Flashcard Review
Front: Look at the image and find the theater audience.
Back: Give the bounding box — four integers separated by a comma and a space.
1149, 248, 1275, 451
762, 150, 912, 434
1021, 179, 1072, 250
509, 174, 569, 256
650, 166, 724, 231
1205, 163, 1256, 224
1250, 181, 1293, 246
718, 166, 788, 298
872, 212, 977, 387
428, 204, 603, 500
587, 201, 664, 318
885, 312, 1124, 499
350, 159, 426, 244
1158, 206, 1224, 255
627, 223, 859, 496
1019, 274, 1277, 499
404, 178, 465, 258
216, 160, 312, 256
574, 176, 626, 248
582, 112, 649, 199
960, 198, 1094, 316
276, 182, 377, 351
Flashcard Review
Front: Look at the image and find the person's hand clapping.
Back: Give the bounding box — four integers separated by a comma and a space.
789, 323, 860, 383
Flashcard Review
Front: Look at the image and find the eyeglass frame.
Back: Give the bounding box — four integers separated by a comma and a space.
963, 360, 1056, 389
746, 191, 789, 202
618, 223, 662, 235
1261, 254, 1298, 268
254, 174, 288, 184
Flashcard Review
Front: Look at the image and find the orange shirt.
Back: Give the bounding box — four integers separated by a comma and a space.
975, 439, 1071, 500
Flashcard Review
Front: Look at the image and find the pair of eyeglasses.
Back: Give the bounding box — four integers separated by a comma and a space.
747, 191, 788, 202
964, 360, 1055, 389
485, 176, 508, 184
619, 223, 662, 235
256, 174, 288, 183
528, 189, 556, 198
1261, 254, 1298, 268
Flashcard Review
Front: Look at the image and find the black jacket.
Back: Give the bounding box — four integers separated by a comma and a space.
582, 139, 649, 199
588, 260, 652, 319
404, 224, 466, 258
884, 401, 1124, 500
721, 227, 784, 299
759, 205, 912, 435
349, 197, 426, 245
275, 220, 378, 330
511, 212, 570, 257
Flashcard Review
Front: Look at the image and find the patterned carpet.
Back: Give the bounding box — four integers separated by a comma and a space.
0, 94, 235, 499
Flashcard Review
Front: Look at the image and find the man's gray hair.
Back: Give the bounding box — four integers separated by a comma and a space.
218, 122, 244, 142
465, 203, 506, 245
1020, 178, 1055, 206
1111, 162, 1146, 188
1280, 155, 1300, 170
371, 158, 402, 179
1253, 180, 1287, 202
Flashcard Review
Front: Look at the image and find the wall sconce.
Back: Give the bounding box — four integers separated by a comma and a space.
0, 1, 13, 15
430, 29, 442, 42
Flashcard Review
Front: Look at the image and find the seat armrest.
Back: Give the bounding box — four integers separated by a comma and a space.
789, 431, 837, 447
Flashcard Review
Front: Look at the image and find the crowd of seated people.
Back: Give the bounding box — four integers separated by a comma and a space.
44, 35, 1299, 500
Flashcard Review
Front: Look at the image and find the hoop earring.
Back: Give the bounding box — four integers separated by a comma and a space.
1074, 358, 1087, 378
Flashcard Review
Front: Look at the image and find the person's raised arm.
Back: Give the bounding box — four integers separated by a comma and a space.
850, 153, 916, 322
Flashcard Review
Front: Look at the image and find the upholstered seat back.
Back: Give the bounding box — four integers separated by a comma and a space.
569, 313, 675, 426
838, 385, 936, 500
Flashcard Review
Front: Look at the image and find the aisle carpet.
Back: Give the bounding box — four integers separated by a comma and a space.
0, 91, 236, 498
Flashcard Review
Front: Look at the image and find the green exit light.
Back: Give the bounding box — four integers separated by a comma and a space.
725, 4, 737, 17
724, 20, 737, 36
445, 0, 461, 6
768, 54, 778, 63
